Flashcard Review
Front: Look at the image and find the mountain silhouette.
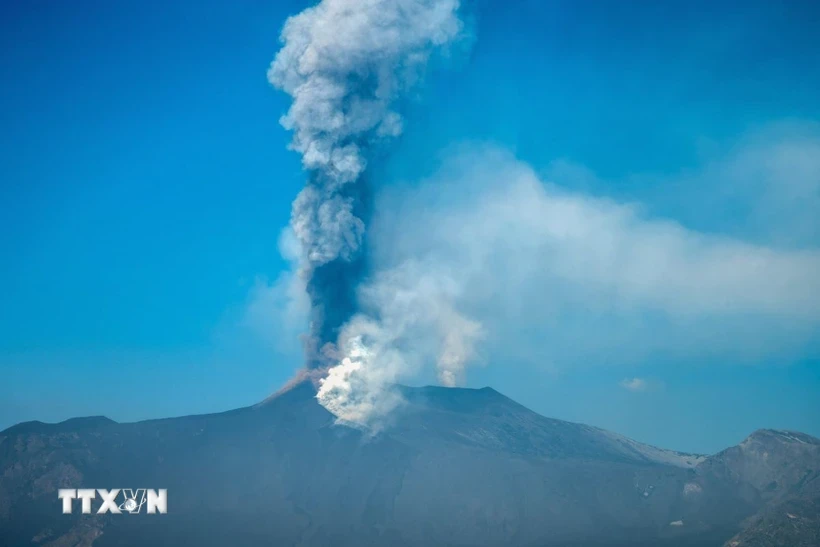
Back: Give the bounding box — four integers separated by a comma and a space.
1, 382, 817, 546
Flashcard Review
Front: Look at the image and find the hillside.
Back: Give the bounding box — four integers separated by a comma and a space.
0, 382, 816, 546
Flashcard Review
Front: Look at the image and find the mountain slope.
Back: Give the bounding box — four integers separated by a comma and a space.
0, 383, 816, 546
716, 430, 820, 547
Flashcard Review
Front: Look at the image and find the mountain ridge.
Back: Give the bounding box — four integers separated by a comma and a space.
1, 383, 817, 546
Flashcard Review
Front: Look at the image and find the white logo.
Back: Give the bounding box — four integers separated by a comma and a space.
58, 489, 167, 514
118, 489, 147, 513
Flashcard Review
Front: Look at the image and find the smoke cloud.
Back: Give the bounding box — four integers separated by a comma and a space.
316, 261, 483, 424
267, 2, 820, 430
369, 146, 820, 369
269, 0, 465, 369
312, 144, 819, 425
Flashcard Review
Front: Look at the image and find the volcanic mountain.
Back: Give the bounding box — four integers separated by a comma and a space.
1, 382, 817, 546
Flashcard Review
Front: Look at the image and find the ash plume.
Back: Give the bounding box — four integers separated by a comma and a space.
269, 0, 465, 369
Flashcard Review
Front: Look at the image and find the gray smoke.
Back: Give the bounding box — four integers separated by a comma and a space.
269, 0, 464, 368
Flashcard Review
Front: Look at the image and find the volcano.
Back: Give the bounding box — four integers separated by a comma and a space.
1, 383, 817, 546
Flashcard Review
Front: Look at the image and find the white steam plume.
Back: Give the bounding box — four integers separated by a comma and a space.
317, 261, 483, 425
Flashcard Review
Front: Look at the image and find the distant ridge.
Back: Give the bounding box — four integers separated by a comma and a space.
0, 415, 116, 436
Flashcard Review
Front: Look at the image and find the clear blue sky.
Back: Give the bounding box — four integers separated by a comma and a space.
2, 0, 818, 454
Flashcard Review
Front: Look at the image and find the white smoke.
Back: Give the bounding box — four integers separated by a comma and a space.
317, 261, 483, 425
377, 147, 820, 363
269, 0, 464, 270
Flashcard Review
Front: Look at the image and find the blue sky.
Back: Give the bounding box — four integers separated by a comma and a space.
2, 0, 819, 454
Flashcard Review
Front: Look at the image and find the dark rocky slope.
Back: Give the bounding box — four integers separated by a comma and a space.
0, 383, 816, 546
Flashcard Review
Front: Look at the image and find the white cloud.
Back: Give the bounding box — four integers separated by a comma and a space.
241, 230, 310, 357
619, 378, 649, 392
590, 123, 820, 248
715, 126, 820, 246
368, 145, 820, 369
